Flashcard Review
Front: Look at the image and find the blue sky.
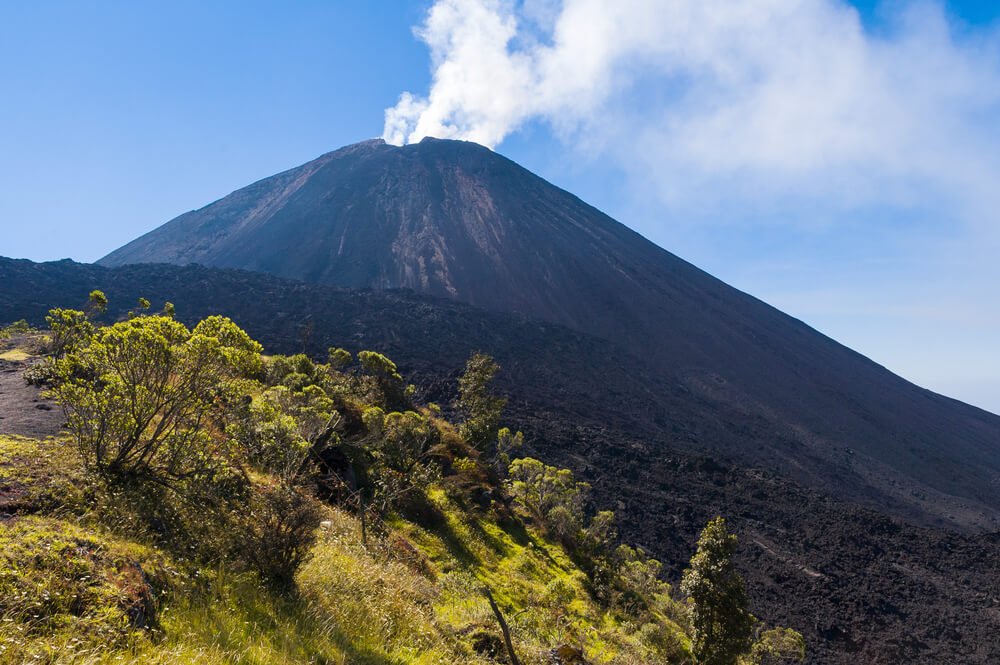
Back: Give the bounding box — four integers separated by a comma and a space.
2, 1, 998, 414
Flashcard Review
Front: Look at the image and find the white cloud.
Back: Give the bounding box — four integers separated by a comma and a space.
383, 0, 1000, 220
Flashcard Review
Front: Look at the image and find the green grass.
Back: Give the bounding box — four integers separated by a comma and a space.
390, 489, 692, 664
0, 432, 694, 665
0, 515, 177, 664
0, 436, 87, 515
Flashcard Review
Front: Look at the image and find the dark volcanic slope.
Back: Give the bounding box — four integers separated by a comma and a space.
4, 257, 1000, 665
100, 138, 1000, 530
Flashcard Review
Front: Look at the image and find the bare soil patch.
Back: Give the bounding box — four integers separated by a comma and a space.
0, 359, 64, 438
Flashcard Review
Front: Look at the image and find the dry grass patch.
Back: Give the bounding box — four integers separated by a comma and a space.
0, 436, 86, 515
0, 516, 176, 663
0, 348, 30, 362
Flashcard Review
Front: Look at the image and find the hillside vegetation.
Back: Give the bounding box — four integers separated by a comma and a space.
0, 299, 803, 665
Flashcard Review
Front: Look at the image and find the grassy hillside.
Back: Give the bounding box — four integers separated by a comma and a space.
0, 309, 801, 665
0, 435, 697, 665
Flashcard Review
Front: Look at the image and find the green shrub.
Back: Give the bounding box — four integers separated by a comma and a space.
51, 314, 261, 490
231, 481, 325, 590
616, 544, 665, 599
361, 407, 439, 514
748, 626, 806, 664
681, 517, 755, 665
358, 350, 410, 410
226, 391, 310, 475
45, 308, 94, 359
636, 621, 686, 660
0, 319, 33, 339
508, 457, 589, 542
328, 347, 352, 368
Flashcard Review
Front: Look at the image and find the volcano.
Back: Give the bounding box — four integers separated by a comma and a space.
100, 137, 1000, 531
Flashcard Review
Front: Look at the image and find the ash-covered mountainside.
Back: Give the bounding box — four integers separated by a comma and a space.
100, 138, 1000, 532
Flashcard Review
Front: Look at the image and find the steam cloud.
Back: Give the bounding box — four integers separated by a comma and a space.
383, 0, 1000, 217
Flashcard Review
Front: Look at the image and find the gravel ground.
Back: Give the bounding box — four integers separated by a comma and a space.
0, 359, 64, 438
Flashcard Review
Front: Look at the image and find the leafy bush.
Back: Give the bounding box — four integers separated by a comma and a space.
508, 457, 589, 541
361, 407, 440, 513
231, 481, 325, 590
328, 346, 352, 368
615, 544, 666, 600
45, 308, 94, 359
580, 509, 616, 553
225, 390, 310, 475
267, 353, 322, 389
51, 314, 261, 491
747, 626, 806, 664
635, 621, 686, 661
0, 319, 33, 339
358, 350, 411, 410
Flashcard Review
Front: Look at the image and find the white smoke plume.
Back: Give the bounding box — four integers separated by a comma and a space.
383, 0, 1000, 215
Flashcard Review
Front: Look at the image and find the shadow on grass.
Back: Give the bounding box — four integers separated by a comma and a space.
466, 515, 512, 558
429, 513, 481, 569
496, 513, 531, 547
502, 516, 563, 570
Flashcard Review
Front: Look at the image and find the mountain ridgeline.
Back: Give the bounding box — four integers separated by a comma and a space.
100, 137, 1000, 531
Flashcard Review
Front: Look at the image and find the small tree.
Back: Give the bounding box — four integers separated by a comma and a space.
358, 350, 409, 410
747, 627, 806, 665
508, 457, 590, 542
681, 517, 755, 665
226, 390, 310, 475
361, 407, 439, 512
45, 308, 94, 359
328, 347, 352, 369
492, 426, 523, 474
232, 480, 324, 590
582, 510, 616, 552
458, 352, 506, 452
87, 290, 108, 316
259, 373, 337, 443
615, 544, 666, 601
